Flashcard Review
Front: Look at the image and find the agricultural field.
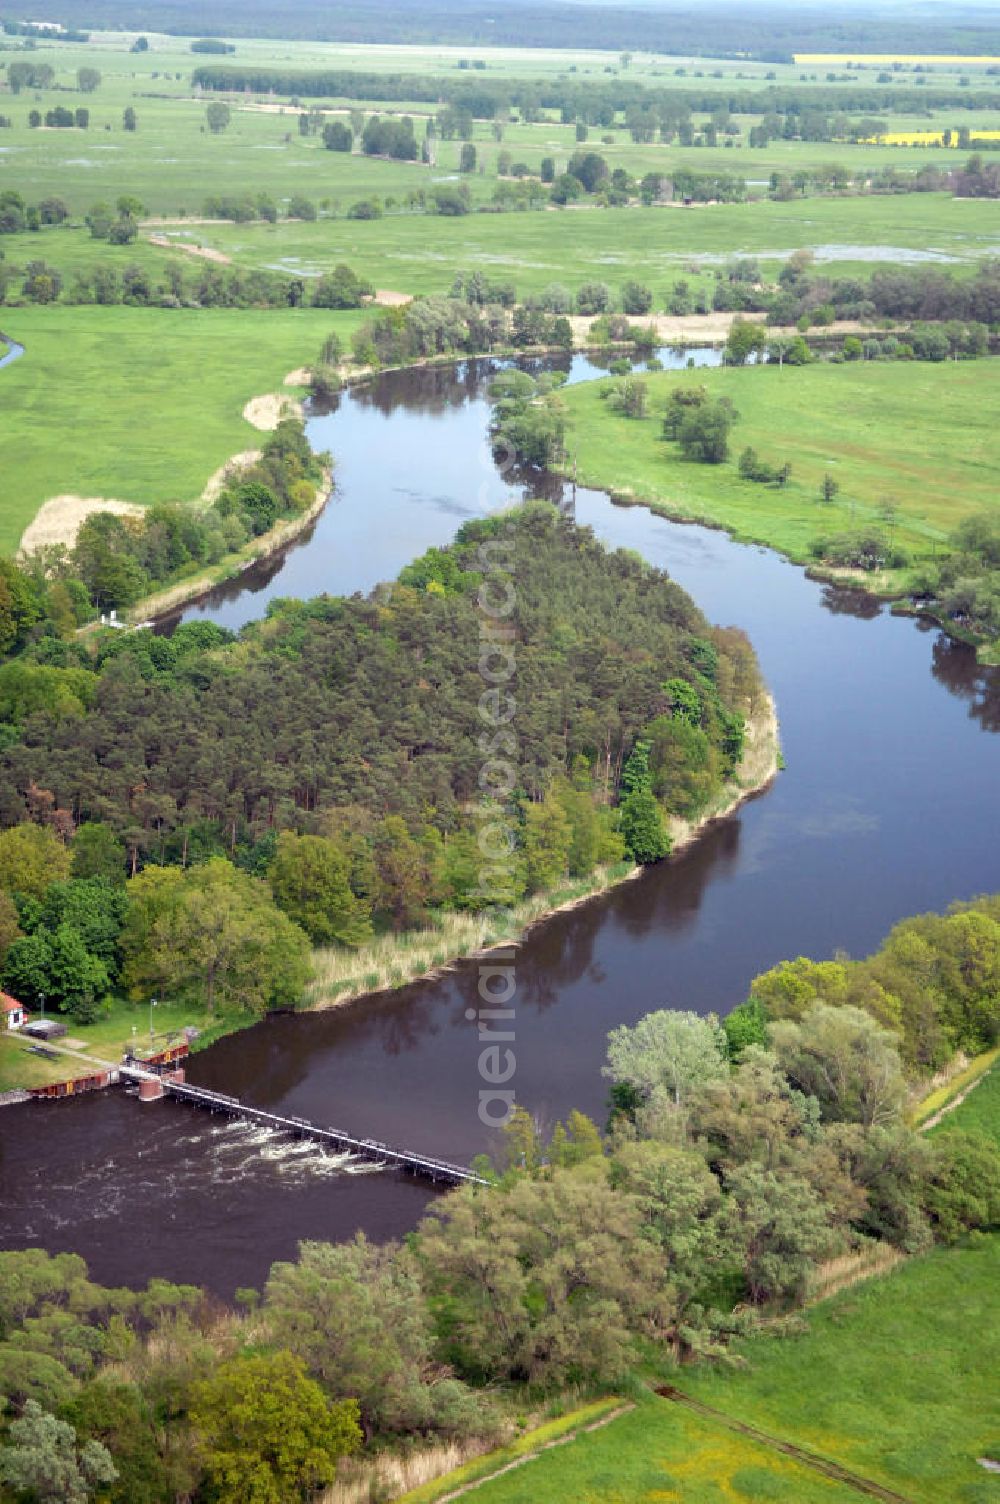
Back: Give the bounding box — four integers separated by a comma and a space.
560, 358, 1000, 575
4, 31, 1000, 219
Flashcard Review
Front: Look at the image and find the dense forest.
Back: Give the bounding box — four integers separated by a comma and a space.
0, 506, 763, 1019
13, 0, 1000, 54
0, 896, 997, 1500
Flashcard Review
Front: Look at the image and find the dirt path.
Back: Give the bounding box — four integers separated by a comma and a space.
433, 1405, 634, 1503
656, 1387, 913, 1503
919, 1068, 992, 1131
146, 233, 231, 265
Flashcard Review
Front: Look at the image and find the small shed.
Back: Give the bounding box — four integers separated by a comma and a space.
1, 992, 28, 1032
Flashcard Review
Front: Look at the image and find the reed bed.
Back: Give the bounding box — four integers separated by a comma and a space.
320, 1438, 499, 1504
805, 1242, 904, 1305
306, 864, 638, 1009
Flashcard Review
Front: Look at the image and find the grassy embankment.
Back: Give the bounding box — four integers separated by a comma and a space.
912, 1046, 1000, 1129
560, 357, 1000, 609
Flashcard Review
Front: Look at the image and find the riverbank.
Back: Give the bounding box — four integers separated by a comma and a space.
306, 693, 780, 1012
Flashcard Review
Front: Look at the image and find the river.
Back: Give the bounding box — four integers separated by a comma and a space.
1, 349, 997, 1296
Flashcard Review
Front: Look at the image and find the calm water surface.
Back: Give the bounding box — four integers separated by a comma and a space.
1, 351, 997, 1296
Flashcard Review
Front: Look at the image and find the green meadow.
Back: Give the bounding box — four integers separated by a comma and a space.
155, 191, 996, 297
3, 187, 995, 317
0, 304, 364, 550
932, 1064, 1000, 1143
560, 358, 1000, 572
681, 1238, 1000, 1504
407, 1392, 862, 1504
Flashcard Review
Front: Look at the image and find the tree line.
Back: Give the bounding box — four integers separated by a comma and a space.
190, 62, 1000, 126
349, 295, 574, 368
0, 895, 996, 1500
0, 246, 372, 310
19, 0, 1000, 52
907, 511, 1000, 641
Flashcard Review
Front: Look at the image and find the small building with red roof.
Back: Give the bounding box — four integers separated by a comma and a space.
1, 992, 27, 1031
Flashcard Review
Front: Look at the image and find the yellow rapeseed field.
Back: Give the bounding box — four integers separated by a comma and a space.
862, 129, 1000, 145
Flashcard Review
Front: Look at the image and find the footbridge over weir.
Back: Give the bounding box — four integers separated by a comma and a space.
118, 1061, 488, 1188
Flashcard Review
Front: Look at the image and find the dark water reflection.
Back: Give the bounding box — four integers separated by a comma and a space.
2, 350, 998, 1297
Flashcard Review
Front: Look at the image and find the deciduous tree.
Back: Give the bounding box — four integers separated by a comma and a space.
190, 1351, 360, 1504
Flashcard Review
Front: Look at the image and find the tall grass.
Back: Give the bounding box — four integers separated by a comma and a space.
805, 1242, 904, 1305
320, 1439, 498, 1504
306, 864, 637, 1009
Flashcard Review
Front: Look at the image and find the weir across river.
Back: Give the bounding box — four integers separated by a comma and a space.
118, 1061, 488, 1188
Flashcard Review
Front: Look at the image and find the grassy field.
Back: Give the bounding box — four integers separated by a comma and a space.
5, 185, 997, 316
0, 304, 367, 550
930, 1062, 1000, 1143
143, 191, 998, 300
5, 74, 998, 220
682, 1239, 1000, 1503
2, 30, 999, 242
560, 358, 1000, 576
403, 1391, 862, 1504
